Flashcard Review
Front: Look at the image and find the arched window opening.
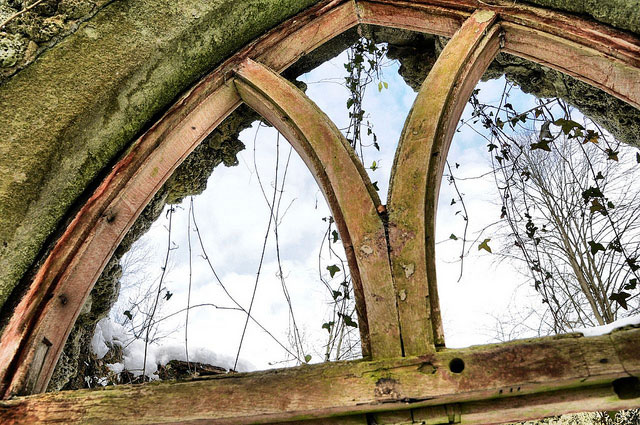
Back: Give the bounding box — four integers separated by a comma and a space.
438, 54, 640, 348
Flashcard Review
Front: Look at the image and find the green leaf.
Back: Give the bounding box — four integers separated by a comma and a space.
346, 98, 354, 109
606, 148, 619, 161
609, 291, 631, 310
372, 181, 380, 191
331, 230, 340, 243
583, 129, 599, 144
339, 313, 358, 328
124, 310, 133, 321
478, 239, 492, 253
588, 240, 606, 255
164, 291, 173, 301
370, 160, 378, 171
327, 264, 340, 278
450, 198, 456, 205
304, 354, 312, 363
449, 234, 458, 241
589, 199, 604, 214
582, 186, 604, 202
322, 321, 334, 333
331, 290, 342, 300
553, 118, 584, 135
530, 140, 552, 152
383, 81, 388, 89
378, 81, 383, 92
624, 278, 638, 291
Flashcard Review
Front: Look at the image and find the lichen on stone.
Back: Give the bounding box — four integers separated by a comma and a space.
0, 0, 104, 80
0, 31, 25, 67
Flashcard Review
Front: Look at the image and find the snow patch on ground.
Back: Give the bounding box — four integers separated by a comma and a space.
91, 317, 251, 380
576, 314, 640, 337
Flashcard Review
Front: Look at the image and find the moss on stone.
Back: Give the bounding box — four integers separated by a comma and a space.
0, 0, 318, 313
483, 53, 640, 149
524, 0, 640, 35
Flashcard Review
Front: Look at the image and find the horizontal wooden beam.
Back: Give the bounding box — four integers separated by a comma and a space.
1, 327, 639, 424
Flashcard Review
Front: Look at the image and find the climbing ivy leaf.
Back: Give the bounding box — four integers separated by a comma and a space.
553, 118, 584, 136
322, 321, 334, 332
339, 313, 358, 328
331, 230, 340, 243
478, 239, 492, 253
582, 187, 604, 202
530, 139, 552, 152
449, 233, 458, 241
609, 291, 631, 310
624, 278, 638, 291
588, 241, 606, 255
304, 354, 312, 363
124, 310, 133, 321
327, 264, 340, 278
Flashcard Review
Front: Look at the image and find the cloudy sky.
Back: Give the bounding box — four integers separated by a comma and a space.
102, 47, 577, 373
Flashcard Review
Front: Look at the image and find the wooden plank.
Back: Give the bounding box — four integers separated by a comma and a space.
256, 1, 358, 73
386, 10, 501, 355
356, 0, 469, 37
1, 328, 639, 424
234, 59, 402, 359
410, 385, 639, 425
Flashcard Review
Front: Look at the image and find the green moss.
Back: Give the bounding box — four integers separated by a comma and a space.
524, 0, 640, 34
0, 0, 318, 312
